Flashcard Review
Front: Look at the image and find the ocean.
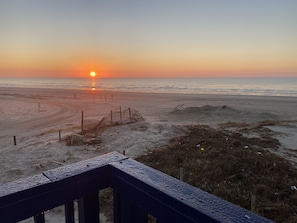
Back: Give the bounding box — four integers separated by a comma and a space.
0, 77, 297, 97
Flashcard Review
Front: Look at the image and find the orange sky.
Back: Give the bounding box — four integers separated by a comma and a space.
0, 1, 296, 78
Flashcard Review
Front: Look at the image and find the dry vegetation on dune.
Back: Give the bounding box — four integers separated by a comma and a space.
137, 124, 297, 223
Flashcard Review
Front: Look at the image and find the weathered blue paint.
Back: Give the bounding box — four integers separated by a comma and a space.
0, 152, 125, 223
78, 192, 99, 223
110, 158, 274, 223
0, 152, 274, 223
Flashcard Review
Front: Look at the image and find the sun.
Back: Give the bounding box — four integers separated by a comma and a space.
90, 71, 96, 77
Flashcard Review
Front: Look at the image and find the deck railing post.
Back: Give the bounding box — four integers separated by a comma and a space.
34, 212, 45, 223
131, 202, 148, 223
113, 191, 121, 223
81, 111, 84, 133
78, 192, 99, 223
113, 190, 148, 223
65, 201, 75, 223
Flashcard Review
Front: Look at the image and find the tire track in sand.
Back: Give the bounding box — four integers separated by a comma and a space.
0, 100, 80, 140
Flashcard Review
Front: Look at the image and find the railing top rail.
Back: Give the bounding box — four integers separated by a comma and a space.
0, 152, 274, 223
0, 152, 126, 222
110, 157, 274, 223
0, 152, 126, 198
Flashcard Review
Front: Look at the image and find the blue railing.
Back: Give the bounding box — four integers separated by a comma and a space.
0, 152, 273, 223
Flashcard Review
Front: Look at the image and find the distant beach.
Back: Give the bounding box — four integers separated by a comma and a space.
1, 85, 297, 222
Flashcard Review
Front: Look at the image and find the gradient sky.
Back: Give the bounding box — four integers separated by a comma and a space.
0, 0, 296, 78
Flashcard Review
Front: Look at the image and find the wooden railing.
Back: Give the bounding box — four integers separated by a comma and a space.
0, 152, 273, 223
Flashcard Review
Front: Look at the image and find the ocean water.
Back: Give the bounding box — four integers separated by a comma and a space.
0, 77, 297, 97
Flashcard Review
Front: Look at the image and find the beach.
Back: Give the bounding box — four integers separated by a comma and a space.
1, 86, 297, 222
1, 86, 297, 182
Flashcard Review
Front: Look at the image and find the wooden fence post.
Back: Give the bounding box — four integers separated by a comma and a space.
179, 168, 184, 181
81, 111, 84, 133
129, 108, 132, 120
251, 194, 257, 213
120, 106, 122, 122
59, 130, 61, 141
13, 136, 16, 146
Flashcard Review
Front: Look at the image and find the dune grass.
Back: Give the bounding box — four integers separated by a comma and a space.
137, 124, 297, 223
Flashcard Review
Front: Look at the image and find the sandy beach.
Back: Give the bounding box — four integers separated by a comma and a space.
1, 86, 297, 182
1, 86, 297, 222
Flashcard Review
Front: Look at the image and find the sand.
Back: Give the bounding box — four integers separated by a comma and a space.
1, 86, 297, 222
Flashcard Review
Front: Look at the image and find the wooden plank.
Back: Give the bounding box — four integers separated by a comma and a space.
0, 152, 126, 223
43, 152, 127, 182
78, 193, 99, 223
132, 205, 148, 223
110, 158, 274, 223
65, 202, 75, 223
0, 152, 273, 223
113, 191, 121, 223
0, 174, 50, 198
0, 169, 107, 223
34, 212, 45, 223
113, 191, 147, 223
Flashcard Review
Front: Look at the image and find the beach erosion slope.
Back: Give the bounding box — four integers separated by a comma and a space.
1, 86, 297, 222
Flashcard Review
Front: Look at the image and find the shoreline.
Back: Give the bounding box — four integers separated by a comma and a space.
1, 77, 297, 98
1, 85, 297, 100
2, 85, 297, 124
